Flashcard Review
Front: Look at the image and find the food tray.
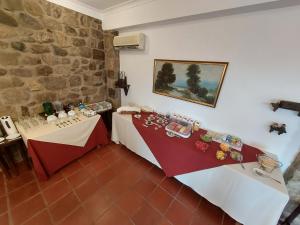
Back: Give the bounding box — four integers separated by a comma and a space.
165, 121, 192, 138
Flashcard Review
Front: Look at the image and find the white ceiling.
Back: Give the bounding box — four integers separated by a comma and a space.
77, 0, 132, 10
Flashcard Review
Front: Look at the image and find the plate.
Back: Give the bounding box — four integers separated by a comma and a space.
6, 133, 21, 140
0, 137, 4, 143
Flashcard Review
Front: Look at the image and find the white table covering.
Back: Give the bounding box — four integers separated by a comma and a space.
16, 114, 100, 147
112, 112, 289, 225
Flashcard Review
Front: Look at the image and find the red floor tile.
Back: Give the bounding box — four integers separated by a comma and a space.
0, 196, 7, 214
9, 181, 39, 208
176, 186, 201, 211
160, 177, 182, 197
165, 200, 193, 225
1, 144, 236, 225
23, 210, 53, 225
75, 177, 100, 201
67, 168, 91, 188
84, 189, 114, 221
85, 157, 109, 176
79, 151, 100, 166
132, 202, 162, 225
38, 172, 64, 190
49, 192, 80, 222
6, 171, 35, 192
0, 213, 9, 225
94, 167, 118, 186
222, 213, 237, 225
134, 177, 157, 198
109, 158, 131, 175
101, 149, 121, 165
94, 145, 112, 158
11, 194, 45, 225
61, 161, 82, 177
95, 205, 132, 225
147, 166, 166, 184
157, 218, 173, 225
148, 186, 174, 214
43, 179, 72, 205
134, 158, 154, 172
116, 190, 145, 217
58, 207, 93, 225
105, 175, 134, 201
191, 199, 223, 225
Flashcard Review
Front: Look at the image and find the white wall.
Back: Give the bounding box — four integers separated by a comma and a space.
119, 5, 300, 171
102, 0, 282, 30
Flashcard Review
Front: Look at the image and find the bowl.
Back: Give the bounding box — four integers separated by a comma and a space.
257, 154, 282, 173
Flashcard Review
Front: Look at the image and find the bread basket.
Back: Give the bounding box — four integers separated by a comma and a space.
257, 154, 282, 173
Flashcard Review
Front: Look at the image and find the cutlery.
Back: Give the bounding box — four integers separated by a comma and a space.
253, 168, 281, 184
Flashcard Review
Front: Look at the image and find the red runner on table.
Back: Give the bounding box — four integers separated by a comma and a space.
28, 118, 109, 181
132, 113, 263, 177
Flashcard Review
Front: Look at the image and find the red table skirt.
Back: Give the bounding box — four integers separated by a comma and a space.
132, 113, 262, 177
28, 119, 109, 180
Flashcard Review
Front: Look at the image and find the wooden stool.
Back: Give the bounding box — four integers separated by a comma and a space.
0, 136, 31, 178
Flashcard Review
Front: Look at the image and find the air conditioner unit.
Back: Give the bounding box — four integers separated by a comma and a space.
113, 33, 145, 50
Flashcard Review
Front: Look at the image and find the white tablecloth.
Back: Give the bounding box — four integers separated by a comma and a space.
16, 114, 100, 147
112, 112, 289, 225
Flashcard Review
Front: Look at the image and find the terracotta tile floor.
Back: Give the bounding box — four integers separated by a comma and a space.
0, 144, 239, 225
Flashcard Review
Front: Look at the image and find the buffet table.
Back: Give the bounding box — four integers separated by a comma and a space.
17, 114, 108, 180
112, 112, 289, 225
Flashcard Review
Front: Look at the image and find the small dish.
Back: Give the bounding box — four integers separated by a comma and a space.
200, 134, 212, 143
134, 114, 141, 119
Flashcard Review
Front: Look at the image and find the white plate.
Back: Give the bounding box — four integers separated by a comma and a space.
0, 137, 4, 143
6, 133, 21, 140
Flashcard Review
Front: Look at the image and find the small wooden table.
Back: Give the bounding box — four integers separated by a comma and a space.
0, 136, 31, 178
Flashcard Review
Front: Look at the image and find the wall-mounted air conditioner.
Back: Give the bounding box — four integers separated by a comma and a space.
113, 33, 145, 50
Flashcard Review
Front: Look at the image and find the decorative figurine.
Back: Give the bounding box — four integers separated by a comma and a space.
271, 100, 300, 116
269, 123, 287, 135
115, 71, 130, 96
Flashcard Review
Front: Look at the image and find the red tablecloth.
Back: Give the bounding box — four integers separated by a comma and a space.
28, 118, 108, 180
132, 113, 262, 177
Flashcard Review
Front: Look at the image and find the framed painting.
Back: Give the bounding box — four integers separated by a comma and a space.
153, 59, 228, 108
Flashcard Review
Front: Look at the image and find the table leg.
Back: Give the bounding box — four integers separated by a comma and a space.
0, 154, 11, 178
19, 142, 32, 169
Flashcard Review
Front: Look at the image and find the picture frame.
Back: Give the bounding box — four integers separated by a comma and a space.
152, 59, 229, 108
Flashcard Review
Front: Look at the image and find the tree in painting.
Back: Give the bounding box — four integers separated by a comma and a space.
186, 64, 208, 98
155, 63, 176, 90
186, 64, 201, 94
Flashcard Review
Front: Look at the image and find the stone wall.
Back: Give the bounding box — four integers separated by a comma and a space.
281, 154, 300, 224
104, 30, 121, 108
0, 0, 120, 119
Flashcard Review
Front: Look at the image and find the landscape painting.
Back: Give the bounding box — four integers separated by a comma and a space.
153, 59, 228, 108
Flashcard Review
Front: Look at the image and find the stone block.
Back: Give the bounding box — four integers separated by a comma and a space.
0, 10, 18, 27
11, 42, 26, 51
36, 65, 53, 76
0, 52, 20, 66
19, 13, 43, 30
24, 0, 44, 17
